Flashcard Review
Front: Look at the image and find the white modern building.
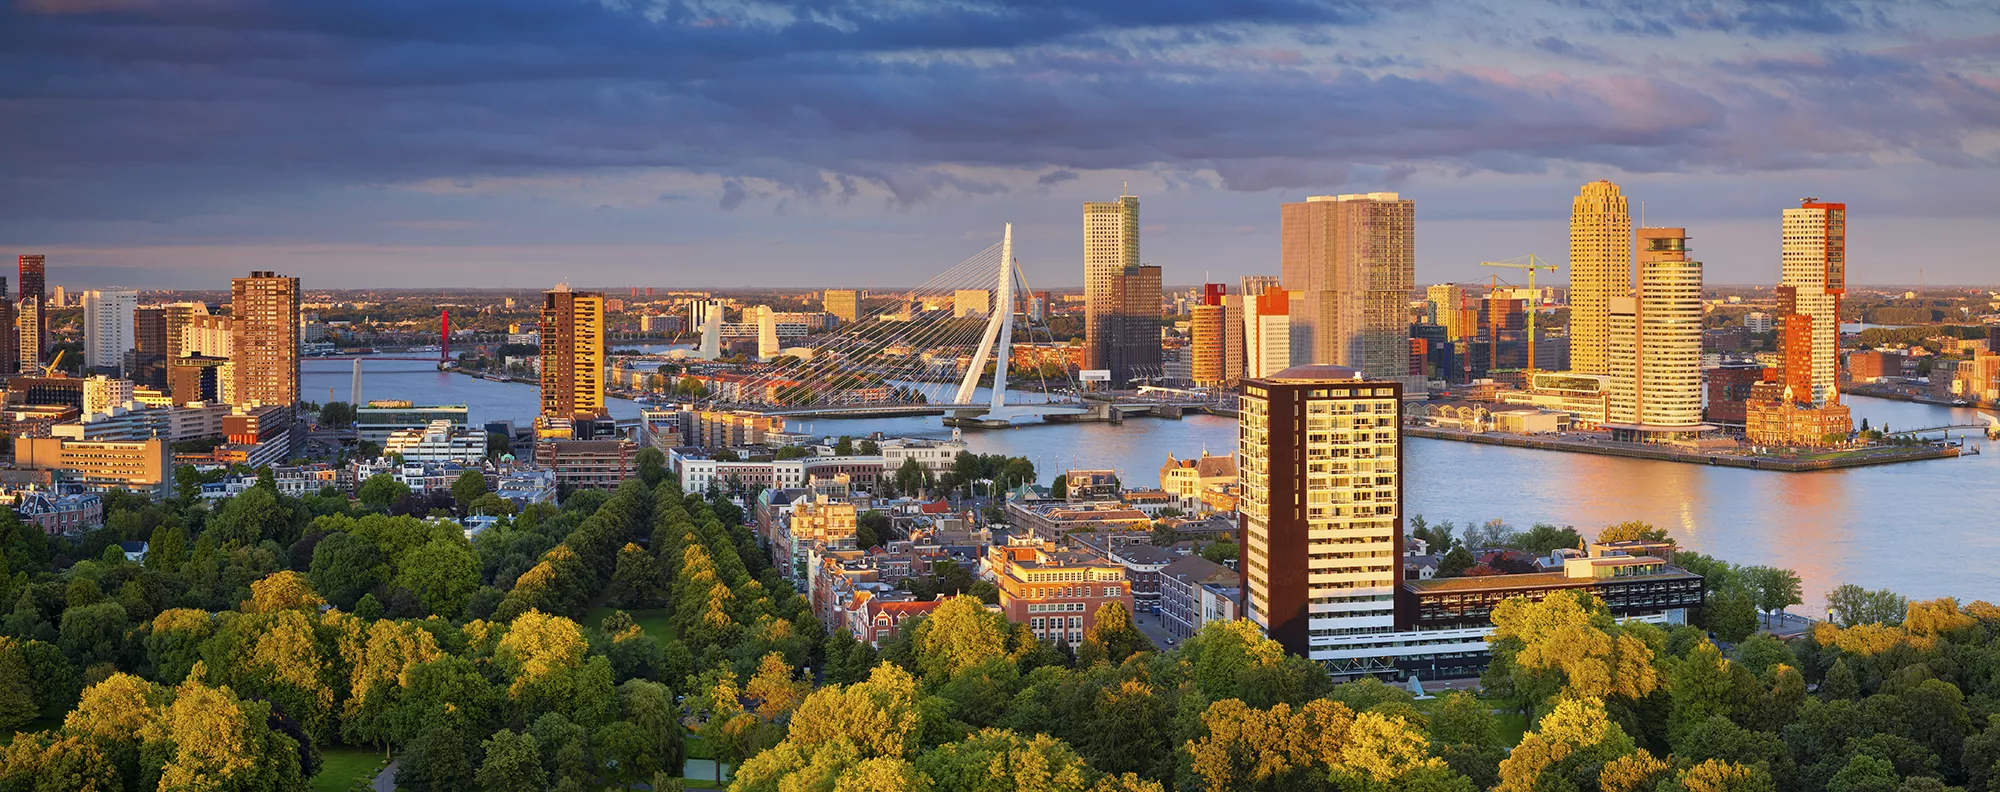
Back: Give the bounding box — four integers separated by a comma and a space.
384, 419, 486, 464
82, 290, 138, 373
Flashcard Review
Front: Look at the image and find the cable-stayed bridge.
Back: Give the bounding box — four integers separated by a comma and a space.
702, 225, 1100, 426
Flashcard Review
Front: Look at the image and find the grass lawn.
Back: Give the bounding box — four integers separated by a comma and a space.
0, 715, 60, 746
685, 734, 715, 760
585, 605, 677, 641
313, 747, 388, 792
1410, 694, 1530, 747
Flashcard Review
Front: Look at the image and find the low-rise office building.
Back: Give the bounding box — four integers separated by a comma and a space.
13, 437, 173, 497
990, 533, 1134, 646
536, 439, 637, 491
385, 420, 487, 464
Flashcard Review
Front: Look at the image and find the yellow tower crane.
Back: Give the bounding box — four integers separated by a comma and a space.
1480, 254, 1559, 373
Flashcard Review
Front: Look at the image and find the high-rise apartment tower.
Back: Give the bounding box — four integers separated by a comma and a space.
540, 286, 607, 424
230, 272, 301, 406
82, 290, 138, 374
1605, 229, 1706, 441
1239, 365, 1403, 661
1779, 199, 1846, 407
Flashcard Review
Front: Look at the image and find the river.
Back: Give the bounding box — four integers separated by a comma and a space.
307, 358, 1999, 614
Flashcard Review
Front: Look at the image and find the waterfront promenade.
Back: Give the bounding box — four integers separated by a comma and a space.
1404, 425, 1964, 471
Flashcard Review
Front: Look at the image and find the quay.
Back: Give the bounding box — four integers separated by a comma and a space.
1405, 426, 1964, 472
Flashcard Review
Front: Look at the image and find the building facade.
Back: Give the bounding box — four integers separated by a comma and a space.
17, 255, 45, 360
1243, 287, 1292, 379
82, 290, 138, 374
539, 286, 607, 433
1604, 228, 1707, 441
823, 289, 859, 323
1279, 194, 1416, 380
1239, 364, 1403, 665
1779, 200, 1846, 407
1083, 193, 1140, 374
14, 437, 173, 497
230, 272, 301, 407
990, 534, 1135, 646
1568, 181, 1632, 376
1190, 302, 1227, 386
1105, 264, 1162, 385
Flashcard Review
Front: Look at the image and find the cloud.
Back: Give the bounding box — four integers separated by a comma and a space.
0, 0, 1997, 284
1037, 169, 1081, 186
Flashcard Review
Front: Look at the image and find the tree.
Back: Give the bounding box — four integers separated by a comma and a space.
857, 511, 892, 550
476, 730, 546, 792
1745, 566, 1803, 626
1437, 546, 1476, 578
776, 446, 809, 460
913, 596, 1009, 680
1512, 524, 1585, 554
1076, 601, 1146, 666
1498, 697, 1639, 792
1827, 755, 1899, 792
605, 544, 669, 609
451, 471, 489, 512
1664, 760, 1776, 792
244, 570, 325, 612
308, 531, 387, 610
1484, 590, 1657, 714
1826, 584, 1909, 627
1599, 521, 1669, 543
894, 458, 927, 497
207, 486, 292, 546
319, 401, 356, 429
1201, 540, 1239, 566
394, 539, 482, 619
359, 473, 411, 513
0, 638, 38, 730
1705, 587, 1759, 643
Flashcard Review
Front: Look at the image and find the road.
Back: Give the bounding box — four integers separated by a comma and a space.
1131, 605, 1180, 650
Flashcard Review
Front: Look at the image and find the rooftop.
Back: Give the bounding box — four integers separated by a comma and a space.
1406, 563, 1700, 594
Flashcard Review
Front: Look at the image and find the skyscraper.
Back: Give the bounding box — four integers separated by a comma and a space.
1278, 193, 1415, 380
755, 305, 779, 360
82, 290, 138, 374
130, 306, 170, 388
1569, 181, 1633, 376
1239, 364, 1402, 661
1605, 228, 1706, 441
540, 285, 606, 428
18, 255, 45, 359
1190, 297, 1227, 387
164, 302, 210, 359
231, 272, 301, 407
1779, 199, 1846, 407
1243, 287, 1292, 378
1425, 284, 1472, 342
17, 298, 42, 374
1105, 264, 1162, 385
823, 289, 859, 323
0, 278, 15, 376
1083, 192, 1140, 373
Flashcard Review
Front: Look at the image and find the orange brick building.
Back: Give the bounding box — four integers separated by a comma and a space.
989, 535, 1133, 646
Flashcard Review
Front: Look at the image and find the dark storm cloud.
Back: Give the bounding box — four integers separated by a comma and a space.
0, 0, 1995, 222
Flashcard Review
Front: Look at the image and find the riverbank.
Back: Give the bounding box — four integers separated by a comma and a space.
1844, 382, 1999, 412
1404, 426, 1963, 471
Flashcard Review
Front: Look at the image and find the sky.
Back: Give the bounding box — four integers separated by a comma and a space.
3, 0, 1998, 291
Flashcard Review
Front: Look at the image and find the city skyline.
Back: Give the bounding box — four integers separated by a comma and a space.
3, 1, 1998, 289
